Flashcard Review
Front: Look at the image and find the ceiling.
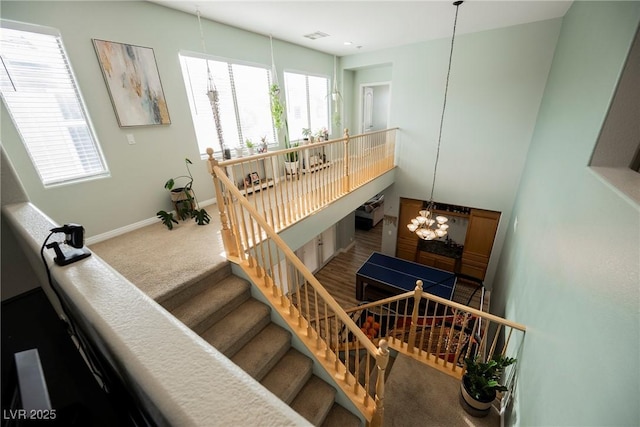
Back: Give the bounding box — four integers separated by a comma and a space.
149, 0, 572, 56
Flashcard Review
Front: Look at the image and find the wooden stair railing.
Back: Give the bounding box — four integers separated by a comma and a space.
342, 281, 526, 387
207, 155, 390, 425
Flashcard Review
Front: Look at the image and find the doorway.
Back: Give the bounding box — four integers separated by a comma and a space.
360, 82, 391, 133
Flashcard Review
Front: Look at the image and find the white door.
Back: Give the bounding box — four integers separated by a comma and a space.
362, 86, 374, 132
320, 225, 336, 265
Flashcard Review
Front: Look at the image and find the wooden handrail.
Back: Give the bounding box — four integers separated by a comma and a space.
207, 129, 398, 423
211, 162, 378, 355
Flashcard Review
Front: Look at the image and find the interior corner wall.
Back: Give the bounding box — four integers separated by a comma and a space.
1, 145, 40, 300
492, 2, 640, 425
340, 17, 562, 288
0, 1, 334, 238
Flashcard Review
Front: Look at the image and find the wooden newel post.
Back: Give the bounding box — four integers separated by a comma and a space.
407, 280, 424, 353
343, 128, 350, 193
206, 148, 238, 257
371, 339, 389, 427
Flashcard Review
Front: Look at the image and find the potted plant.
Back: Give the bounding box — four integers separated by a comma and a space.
245, 138, 255, 155
156, 158, 211, 230
235, 140, 244, 158
284, 142, 299, 175
258, 135, 268, 153
460, 354, 516, 417
302, 127, 313, 144
316, 127, 329, 142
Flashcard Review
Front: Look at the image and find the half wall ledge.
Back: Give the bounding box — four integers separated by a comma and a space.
2, 202, 310, 427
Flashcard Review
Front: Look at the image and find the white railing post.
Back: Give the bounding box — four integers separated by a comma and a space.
371, 339, 389, 427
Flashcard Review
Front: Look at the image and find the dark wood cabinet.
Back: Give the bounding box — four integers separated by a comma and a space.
459, 209, 500, 280
396, 199, 500, 281
417, 251, 458, 273
396, 198, 423, 261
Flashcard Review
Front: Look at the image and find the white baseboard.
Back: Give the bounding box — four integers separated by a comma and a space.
86, 216, 158, 245
338, 241, 356, 254
86, 197, 218, 245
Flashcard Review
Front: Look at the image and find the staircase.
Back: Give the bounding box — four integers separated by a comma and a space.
159, 262, 361, 427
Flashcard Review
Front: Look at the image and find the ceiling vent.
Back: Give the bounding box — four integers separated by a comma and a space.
303, 31, 330, 40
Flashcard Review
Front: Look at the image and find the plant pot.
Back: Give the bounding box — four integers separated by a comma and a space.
223, 148, 231, 160
247, 147, 254, 155
169, 187, 194, 202
459, 375, 495, 418
284, 161, 299, 175
235, 147, 244, 158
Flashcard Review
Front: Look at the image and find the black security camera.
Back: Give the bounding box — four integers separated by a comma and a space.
46, 223, 91, 266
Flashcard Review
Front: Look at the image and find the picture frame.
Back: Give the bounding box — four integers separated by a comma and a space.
93, 39, 171, 127
249, 172, 260, 185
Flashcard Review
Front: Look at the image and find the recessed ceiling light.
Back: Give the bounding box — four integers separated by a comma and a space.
304, 31, 330, 40
343, 41, 353, 46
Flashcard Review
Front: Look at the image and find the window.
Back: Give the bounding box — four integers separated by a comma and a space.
179, 53, 276, 155
284, 71, 329, 141
0, 21, 108, 186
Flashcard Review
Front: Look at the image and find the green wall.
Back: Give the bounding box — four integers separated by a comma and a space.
0, 1, 334, 237
492, 2, 640, 425
341, 17, 562, 286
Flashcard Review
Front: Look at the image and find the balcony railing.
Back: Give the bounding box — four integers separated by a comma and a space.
207, 128, 397, 234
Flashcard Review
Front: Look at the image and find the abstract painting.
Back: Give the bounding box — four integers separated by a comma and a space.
93, 39, 170, 127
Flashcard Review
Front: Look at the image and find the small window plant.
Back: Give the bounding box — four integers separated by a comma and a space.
258, 135, 268, 153
157, 158, 210, 230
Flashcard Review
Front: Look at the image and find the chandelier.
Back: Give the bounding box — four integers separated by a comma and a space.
407, 0, 463, 241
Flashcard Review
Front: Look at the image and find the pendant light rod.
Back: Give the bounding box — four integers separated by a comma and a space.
430, 0, 463, 202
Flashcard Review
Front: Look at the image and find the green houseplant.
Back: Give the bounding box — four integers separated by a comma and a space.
156, 158, 210, 230
461, 354, 516, 417
270, 83, 299, 175
301, 127, 313, 143
245, 138, 255, 155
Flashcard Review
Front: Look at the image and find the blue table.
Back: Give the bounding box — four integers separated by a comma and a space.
356, 252, 456, 301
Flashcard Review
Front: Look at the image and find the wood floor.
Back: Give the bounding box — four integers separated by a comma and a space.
314, 221, 489, 313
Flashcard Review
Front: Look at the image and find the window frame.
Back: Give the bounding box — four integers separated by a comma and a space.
0, 19, 109, 188
179, 51, 278, 157
283, 70, 330, 142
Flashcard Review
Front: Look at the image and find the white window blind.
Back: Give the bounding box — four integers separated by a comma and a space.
179, 54, 276, 155
284, 71, 329, 141
0, 22, 108, 186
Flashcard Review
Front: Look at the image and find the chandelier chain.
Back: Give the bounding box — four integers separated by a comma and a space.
431, 1, 461, 202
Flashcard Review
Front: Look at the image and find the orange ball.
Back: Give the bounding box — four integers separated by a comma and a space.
372, 322, 381, 330
362, 322, 371, 329
366, 316, 375, 324
368, 328, 377, 337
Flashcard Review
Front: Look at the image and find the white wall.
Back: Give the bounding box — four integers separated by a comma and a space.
341, 18, 562, 288
0, 1, 334, 237
492, 2, 640, 425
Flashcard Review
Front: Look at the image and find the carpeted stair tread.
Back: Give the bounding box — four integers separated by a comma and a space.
290, 375, 337, 426
200, 298, 271, 357
158, 262, 232, 311
231, 323, 291, 381
170, 276, 250, 334
321, 404, 361, 427
261, 348, 313, 404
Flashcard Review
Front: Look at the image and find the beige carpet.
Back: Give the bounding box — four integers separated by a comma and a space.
89, 204, 227, 301
384, 354, 500, 427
